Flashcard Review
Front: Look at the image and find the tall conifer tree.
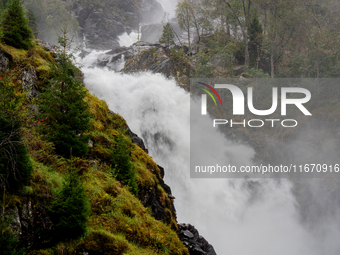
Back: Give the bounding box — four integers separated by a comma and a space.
1, 0, 33, 49
38, 24, 90, 158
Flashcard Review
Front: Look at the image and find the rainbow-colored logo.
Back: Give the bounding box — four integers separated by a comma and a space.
197, 82, 222, 106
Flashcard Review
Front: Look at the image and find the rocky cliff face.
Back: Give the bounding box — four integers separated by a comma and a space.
71, 0, 164, 50
179, 224, 217, 255
124, 46, 175, 78
0, 48, 10, 71
89, 41, 191, 89
7, 198, 54, 250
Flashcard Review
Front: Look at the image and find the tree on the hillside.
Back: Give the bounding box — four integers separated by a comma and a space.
38, 24, 90, 158
266, 0, 296, 78
49, 170, 90, 240
176, 0, 192, 53
1, 0, 33, 49
159, 22, 175, 47
276, 0, 340, 78
0, 79, 32, 191
221, 0, 253, 68
111, 134, 138, 195
176, 0, 203, 53
27, 8, 38, 38
248, 15, 263, 68
23, 0, 79, 45
187, 0, 202, 43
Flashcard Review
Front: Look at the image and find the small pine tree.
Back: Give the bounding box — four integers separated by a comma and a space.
159, 22, 175, 48
0, 79, 32, 191
111, 134, 138, 195
248, 16, 263, 67
38, 24, 90, 158
49, 170, 90, 241
1, 0, 33, 49
27, 8, 38, 39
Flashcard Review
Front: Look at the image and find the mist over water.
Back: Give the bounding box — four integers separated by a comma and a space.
78, 33, 340, 254
118, 32, 139, 47
157, 0, 179, 17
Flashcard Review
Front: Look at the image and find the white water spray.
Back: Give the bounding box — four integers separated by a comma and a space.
79, 33, 340, 254
118, 32, 139, 47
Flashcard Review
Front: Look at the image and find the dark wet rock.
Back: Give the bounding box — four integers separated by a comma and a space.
172, 44, 189, 53
234, 65, 245, 76
178, 224, 217, 255
94, 42, 161, 71
140, 0, 164, 23
79, 48, 92, 58
7, 198, 54, 250
71, 0, 164, 50
96, 46, 135, 71
125, 125, 176, 225
158, 164, 165, 178
83, 11, 124, 50
36, 40, 53, 52
123, 46, 175, 78
138, 182, 176, 225
73, 6, 92, 28
97, 54, 112, 67
126, 126, 148, 153
168, 194, 176, 199
126, 26, 132, 35
0, 48, 10, 72
21, 66, 39, 100
183, 230, 195, 239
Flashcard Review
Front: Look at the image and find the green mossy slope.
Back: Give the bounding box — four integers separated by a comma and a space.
0, 41, 188, 255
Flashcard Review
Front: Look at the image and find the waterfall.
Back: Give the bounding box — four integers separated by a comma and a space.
118, 32, 139, 47
79, 37, 340, 255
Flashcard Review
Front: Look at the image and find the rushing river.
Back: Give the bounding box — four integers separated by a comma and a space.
78, 34, 340, 255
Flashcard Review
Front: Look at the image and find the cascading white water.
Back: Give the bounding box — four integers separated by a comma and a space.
79, 35, 340, 254
118, 32, 139, 47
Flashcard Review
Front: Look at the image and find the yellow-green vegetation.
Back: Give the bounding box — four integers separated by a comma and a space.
0, 42, 52, 68
0, 43, 27, 63
0, 41, 188, 254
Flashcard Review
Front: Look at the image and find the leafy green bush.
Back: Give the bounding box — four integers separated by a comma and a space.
49, 170, 90, 241
170, 48, 191, 77
248, 67, 270, 78
195, 51, 214, 78
1, 0, 33, 49
111, 134, 138, 195
150, 47, 157, 54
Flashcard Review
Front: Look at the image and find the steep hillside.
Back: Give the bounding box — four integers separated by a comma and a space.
0, 41, 189, 255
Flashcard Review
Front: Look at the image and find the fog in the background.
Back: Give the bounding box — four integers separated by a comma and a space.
79, 39, 340, 253
157, 0, 179, 17
271, 127, 340, 254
